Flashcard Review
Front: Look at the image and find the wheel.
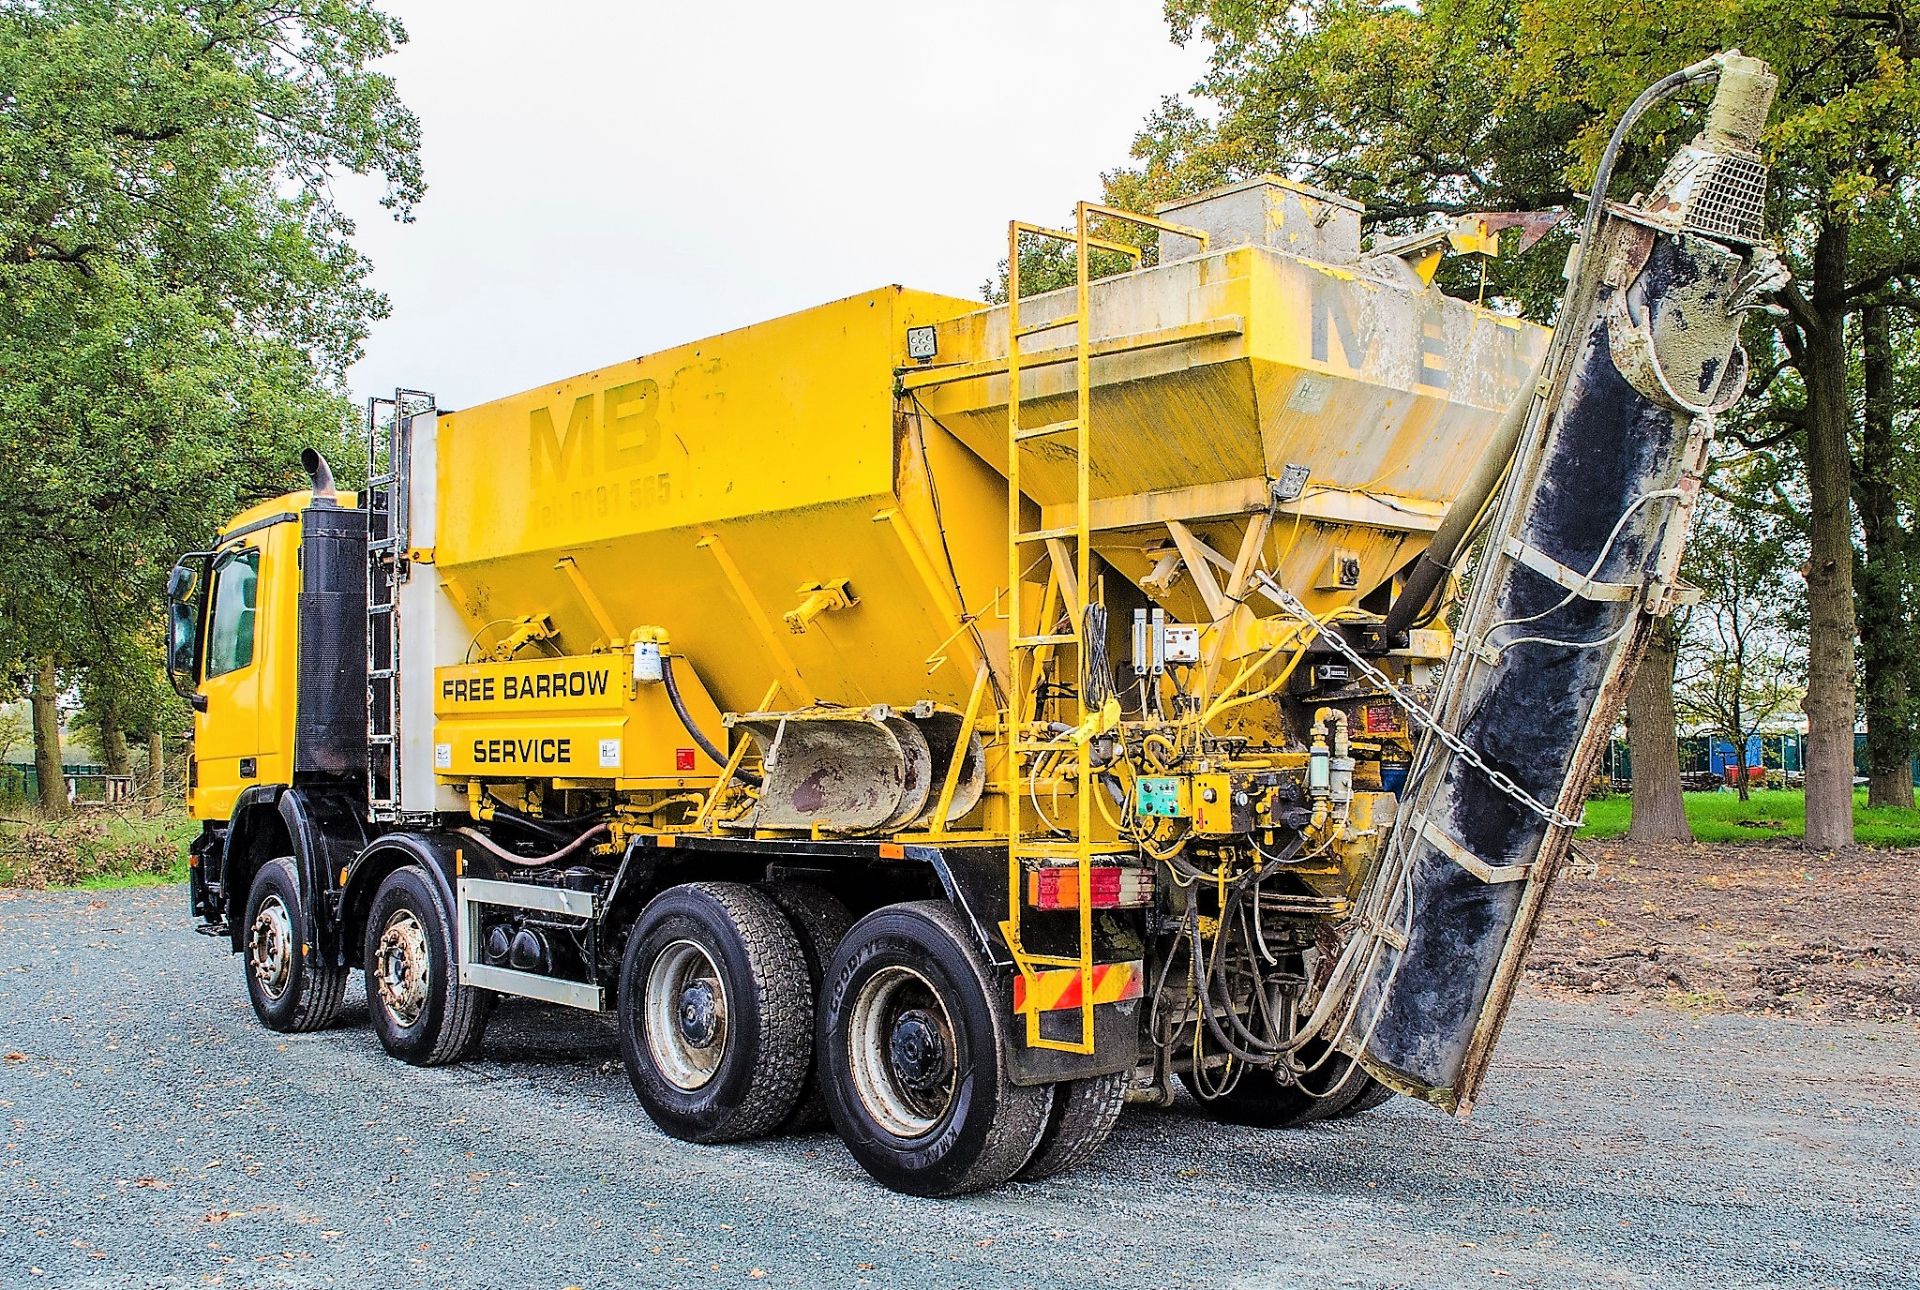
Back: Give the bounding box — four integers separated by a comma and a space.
1018, 1069, 1129, 1181
242, 857, 348, 1033
762, 880, 855, 1132
819, 900, 1053, 1197
1333, 1076, 1397, 1118
1178, 1037, 1374, 1127
363, 865, 490, 1066
618, 882, 812, 1143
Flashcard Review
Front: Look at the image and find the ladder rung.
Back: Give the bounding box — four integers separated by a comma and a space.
1018, 953, 1086, 970
1014, 314, 1078, 339
1014, 418, 1080, 443
1016, 843, 1135, 862
1016, 525, 1078, 543
1013, 633, 1077, 647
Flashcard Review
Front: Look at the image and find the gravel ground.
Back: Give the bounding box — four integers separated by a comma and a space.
1, 885, 1916, 1290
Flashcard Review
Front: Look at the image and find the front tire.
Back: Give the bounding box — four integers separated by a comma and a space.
618, 882, 812, 1143
363, 865, 490, 1066
819, 901, 1053, 1196
242, 857, 348, 1033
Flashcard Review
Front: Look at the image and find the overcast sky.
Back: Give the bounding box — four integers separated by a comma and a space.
341, 2, 1210, 410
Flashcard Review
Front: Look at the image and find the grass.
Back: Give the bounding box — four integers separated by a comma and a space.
0, 805, 196, 889
1579, 787, 1920, 847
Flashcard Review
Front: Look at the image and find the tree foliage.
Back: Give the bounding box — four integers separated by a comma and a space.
1674, 501, 1807, 801
1103, 0, 1920, 843
0, 0, 419, 766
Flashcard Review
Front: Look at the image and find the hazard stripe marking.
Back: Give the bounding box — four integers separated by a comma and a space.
1013, 960, 1143, 1013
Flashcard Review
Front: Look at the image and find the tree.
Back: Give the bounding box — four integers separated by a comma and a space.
28, 659, 68, 815
0, 0, 419, 797
1110, 0, 1920, 847
1673, 505, 1806, 802
1626, 617, 1692, 841
1853, 290, 1920, 807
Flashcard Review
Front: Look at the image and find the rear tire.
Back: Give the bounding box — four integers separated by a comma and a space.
1018, 1069, 1129, 1181
618, 882, 812, 1143
1334, 1076, 1397, 1117
819, 901, 1053, 1196
763, 880, 855, 1132
242, 857, 348, 1033
1179, 1038, 1374, 1127
363, 865, 490, 1066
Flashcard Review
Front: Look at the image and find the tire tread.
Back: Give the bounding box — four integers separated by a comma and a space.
1018, 1069, 1129, 1181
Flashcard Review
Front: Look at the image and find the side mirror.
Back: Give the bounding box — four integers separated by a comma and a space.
166, 553, 211, 703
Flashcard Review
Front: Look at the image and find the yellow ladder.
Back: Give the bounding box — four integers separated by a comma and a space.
1002, 202, 1206, 1053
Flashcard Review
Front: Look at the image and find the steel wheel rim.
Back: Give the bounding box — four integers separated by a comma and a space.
848, 964, 957, 1139
374, 908, 431, 1027
248, 894, 294, 1001
644, 939, 729, 1091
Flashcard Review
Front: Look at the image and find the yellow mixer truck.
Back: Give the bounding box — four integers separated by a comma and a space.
166, 53, 1783, 1194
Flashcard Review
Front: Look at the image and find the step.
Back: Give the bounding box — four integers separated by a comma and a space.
1013, 418, 1081, 443
1016, 525, 1080, 543
1014, 313, 1078, 339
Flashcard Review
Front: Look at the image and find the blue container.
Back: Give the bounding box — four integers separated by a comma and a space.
1381, 764, 1409, 795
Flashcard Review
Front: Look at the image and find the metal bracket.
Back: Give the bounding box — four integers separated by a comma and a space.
1501, 535, 1640, 602
1417, 815, 1533, 885
784, 580, 857, 634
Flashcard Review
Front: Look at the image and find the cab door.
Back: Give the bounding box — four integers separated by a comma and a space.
190, 543, 264, 821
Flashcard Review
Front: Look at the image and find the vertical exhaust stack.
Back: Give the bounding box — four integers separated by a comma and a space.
1350, 52, 1782, 1113
301, 448, 338, 505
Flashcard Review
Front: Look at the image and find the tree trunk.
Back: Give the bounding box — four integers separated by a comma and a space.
144, 729, 164, 810
101, 725, 132, 780
1855, 300, 1914, 807
1800, 219, 1858, 849
30, 658, 69, 818
1627, 616, 1690, 842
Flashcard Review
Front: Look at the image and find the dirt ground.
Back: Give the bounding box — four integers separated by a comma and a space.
1527, 838, 1918, 1021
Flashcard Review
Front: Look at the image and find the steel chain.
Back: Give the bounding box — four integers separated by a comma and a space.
1259, 578, 1586, 831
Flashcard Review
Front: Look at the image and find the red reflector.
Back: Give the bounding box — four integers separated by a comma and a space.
675, 747, 696, 771
1363, 701, 1400, 734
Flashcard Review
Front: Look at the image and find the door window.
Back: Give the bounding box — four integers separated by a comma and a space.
204, 547, 261, 678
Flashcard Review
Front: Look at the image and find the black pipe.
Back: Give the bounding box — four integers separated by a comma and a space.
661, 654, 761, 787
1381, 358, 1541, 636
300, 448, 337, 503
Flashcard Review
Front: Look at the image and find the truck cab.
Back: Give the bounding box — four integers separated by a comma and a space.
171, 494, 302, 820
168, 468, 368, 933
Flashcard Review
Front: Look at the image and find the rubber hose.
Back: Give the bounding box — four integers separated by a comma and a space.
456, 823, 609, 869
661, 654, 762, 787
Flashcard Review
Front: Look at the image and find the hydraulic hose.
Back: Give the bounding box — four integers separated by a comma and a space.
661, 654, 762, 787
456, 823, 609, 869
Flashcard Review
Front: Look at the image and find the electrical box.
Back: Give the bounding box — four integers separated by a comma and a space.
1162, 625, 1200, 665
1191, 772, 1252, 835
1136, 775, 1189, 819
